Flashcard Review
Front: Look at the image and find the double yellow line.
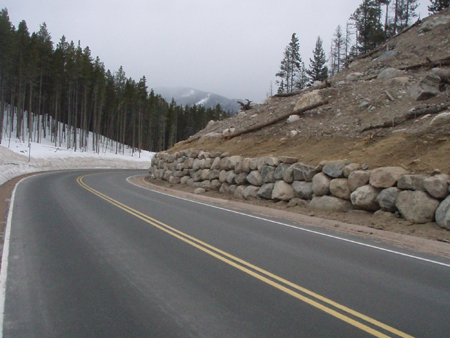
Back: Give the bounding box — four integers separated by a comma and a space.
77, 174, 414, 338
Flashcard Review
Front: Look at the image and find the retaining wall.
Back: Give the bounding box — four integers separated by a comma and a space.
149, 150, 450, 230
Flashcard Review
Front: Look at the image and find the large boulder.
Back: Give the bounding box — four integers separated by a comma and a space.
423, 174, 449, 199
409, 74, 441, 101
208, 169, 220, 180
292, 181, 314, 200
261, 165, 276, 183
225, 171, 236, 184
376, 187, 401, 212
397, 175, 426, 191
350, 185, 380, 211
291, 163, 318, 182
229, 155, 244, 169
312, 173, 331, 196
247, 171, 263, 186
244, 186, 260, 199
219, 170, 227, 183
343, 163, 360, 178
310, 196, 353, 212
396, 191, 440, 223
258, 183, 275, 200
235, 172, 248, 185
322, 160, 349, 178
377, 68, 404, 79
272, 181, 295, 201
234, 185, 247, 199
348, 170, 371, 192
294, 90, 323, 112
436, 196, 450, 230
330, 178, 351, 200
274, 163, 290, 181
210, 180, 222, 190
369, 167, 408, 188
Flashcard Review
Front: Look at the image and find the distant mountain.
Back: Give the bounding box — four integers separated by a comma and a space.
153, 87, 241, 114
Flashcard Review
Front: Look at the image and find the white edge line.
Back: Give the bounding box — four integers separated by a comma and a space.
0, 181, 19, 338
127, 176, 450, 268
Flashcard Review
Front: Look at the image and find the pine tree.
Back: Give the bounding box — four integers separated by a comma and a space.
350, 0, 384, 54
276, 33, 303, 93
307, 36, 328, 83
428, 0, 450, 13
330, 25, 346, 75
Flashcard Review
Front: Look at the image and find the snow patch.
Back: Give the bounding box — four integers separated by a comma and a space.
1, 109, 154, 186
196, 94, 211, 106
182, 89, 195, 97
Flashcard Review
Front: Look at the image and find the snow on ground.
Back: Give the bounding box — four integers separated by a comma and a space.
0, 111, 155, 186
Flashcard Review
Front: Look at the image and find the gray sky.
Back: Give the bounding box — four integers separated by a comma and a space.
4, 0, 430, 103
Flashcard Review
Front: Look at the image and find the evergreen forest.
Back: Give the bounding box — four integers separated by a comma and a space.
0, 8, 231, 153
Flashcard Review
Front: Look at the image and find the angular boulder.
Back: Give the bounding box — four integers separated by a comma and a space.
348, 170, 371, 192
376, 187, 401, 212
292, 181, 313, 200
247, 171, 263, 186
258, 183, 275, 200
330, 178, 351, 200
310, 196, 352, 212
322, 160, 349, 178
423, 174, 449, 199
272, 181, 295, 201
369, 167, 408, 188
244, 186, 260, 199
396, 191, 440, 223
261, 165, 276, 183
350, 185, 380, 211
397, 175, 426, 191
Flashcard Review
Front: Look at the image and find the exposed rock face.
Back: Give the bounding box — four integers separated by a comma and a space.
310, 196, 352, 212
258, 183, 275, 200
369, 167, 408, 188
292, 181, 313, 200
350, 185, 380, 211
272, 181, 295, 201
396, 191, 440, 223
329, 178, 351, 200
376, 187, 401, 212
322, 160, 349, 178
294, 90, 323, 112
348, 170, 371, 192
436, 196, 450, 230
312, 173, 331, 196
423, 174, 449, 199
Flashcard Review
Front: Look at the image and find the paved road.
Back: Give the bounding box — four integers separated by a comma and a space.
1, 170, 450, 337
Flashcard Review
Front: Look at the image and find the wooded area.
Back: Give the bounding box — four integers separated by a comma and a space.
0, 8, 231, 153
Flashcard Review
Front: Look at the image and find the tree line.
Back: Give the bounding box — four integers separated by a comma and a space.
276, 0, 449, 94
0, 8, 231, 153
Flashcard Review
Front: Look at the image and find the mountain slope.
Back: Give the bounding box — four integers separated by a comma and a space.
153, 87, 241, 114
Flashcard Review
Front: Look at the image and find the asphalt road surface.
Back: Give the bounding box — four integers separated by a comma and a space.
1, 170, 450, 337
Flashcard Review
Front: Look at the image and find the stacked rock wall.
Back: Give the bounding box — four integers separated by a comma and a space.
149, 150, 450, 230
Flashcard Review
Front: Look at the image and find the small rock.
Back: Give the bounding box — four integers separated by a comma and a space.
287, 115, 301, 123
194, 188, 205, 195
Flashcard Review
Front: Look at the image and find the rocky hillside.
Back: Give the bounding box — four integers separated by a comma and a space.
168, 9, 450, 176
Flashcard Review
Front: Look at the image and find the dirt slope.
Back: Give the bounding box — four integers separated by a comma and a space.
169, 9, 450, 176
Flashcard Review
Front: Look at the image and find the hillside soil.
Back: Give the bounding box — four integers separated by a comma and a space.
158, 9, 450, 247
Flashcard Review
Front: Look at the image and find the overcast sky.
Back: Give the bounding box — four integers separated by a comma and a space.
4, 1, 430, 103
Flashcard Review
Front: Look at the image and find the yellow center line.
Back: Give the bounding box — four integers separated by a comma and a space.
77, 174, 415, 338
